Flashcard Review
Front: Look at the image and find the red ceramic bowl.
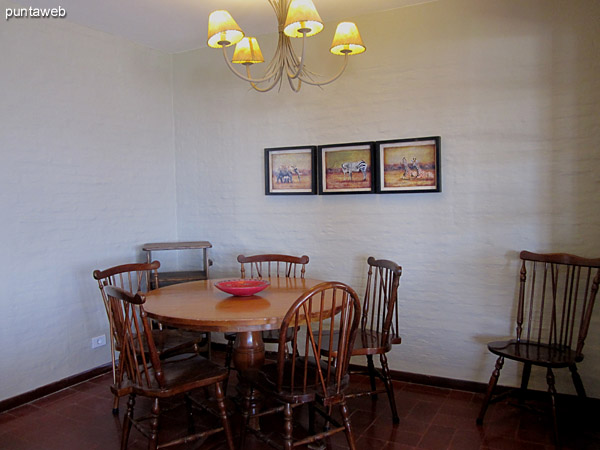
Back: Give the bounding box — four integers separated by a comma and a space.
214, 279, 270, 297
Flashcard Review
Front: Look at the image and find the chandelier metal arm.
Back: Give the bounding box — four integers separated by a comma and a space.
287, 75, 302, 92
297, 54, 349, 86
286, 33, 306, 80
245, 65, 283, 93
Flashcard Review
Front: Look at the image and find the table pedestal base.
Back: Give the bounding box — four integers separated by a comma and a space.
233, 331, 265, 430
232, 331, 265, 370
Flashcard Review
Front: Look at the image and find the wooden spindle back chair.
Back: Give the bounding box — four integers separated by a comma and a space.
477, 251, 600, 445
238, 253, 309, 279
104, 286, 234, 450
320, 257, 403, 423
94, 262, 159, 413
93, 261, 201, 414
240, 281, 361, 450
361, 257, 403, 349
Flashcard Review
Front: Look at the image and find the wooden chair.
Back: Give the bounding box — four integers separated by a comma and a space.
477, 251, 600, 445
104, 285, 234, 450
93, 261, 207, 414
224, 254, 310, 378
239, 281, 361, 450
320, 257, 403, 424
238, 254, 309, 280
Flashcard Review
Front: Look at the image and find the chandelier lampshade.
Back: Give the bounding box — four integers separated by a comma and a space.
207, 10, 244, 48
330, 22, 366, 55
283, 0, 324, 38
232, 37, 265, 65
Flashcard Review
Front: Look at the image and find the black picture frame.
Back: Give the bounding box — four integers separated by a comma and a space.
318, 142, 375, 195
264, 146, 317, 195
374, 136, 441, 193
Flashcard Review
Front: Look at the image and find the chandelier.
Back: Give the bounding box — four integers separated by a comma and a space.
206, 0, 366, 93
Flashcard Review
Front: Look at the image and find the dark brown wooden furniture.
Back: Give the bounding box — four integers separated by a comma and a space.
320, 257, 403, 423
477, 251, 600, 445
103, 286, 234, 450
93, 262, 205, 414
141, 241, 212, 288
224, 254, 310, 380
239, 281, 361, 450
142, 277, 330, 371
142, 276, 332, 427
238, 253, 309, 279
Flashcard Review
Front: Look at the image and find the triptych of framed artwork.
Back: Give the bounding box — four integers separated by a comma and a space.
264, 136, 441, 195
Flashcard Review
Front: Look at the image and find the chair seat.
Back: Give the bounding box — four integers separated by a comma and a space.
247, 358, 349, 404
225, 328, 295, 343
153, 328, 207, 358
115, 328, 204, 359
487, 340, 582, 367
320, 329, 401, 356
262, 327, 294, 343
113, 355, 228, 398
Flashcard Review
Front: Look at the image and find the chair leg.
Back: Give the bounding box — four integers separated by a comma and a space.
121, 394, 135, 450
308, 403, 316, 434
379, 354, 399, 424
205, 332, 212, 360
184, 394, 195, 434
112, 353, 122, 415
477, 356, 504, 425
215, 382, 235, 450
323, 405, 332, 432
283, 403, 294, 450
223, 338, 234, 394
569, 364, 587, 398
149, 398, 160, 450
339, 399, 357, 450
112, 394, 120, 415
239, 386, 253, 450
519, 362, 532, 404
546, 367, 560, 448
366, 355, 378, 400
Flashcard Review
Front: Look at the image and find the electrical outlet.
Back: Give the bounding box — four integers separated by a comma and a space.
91, 334, 106, 349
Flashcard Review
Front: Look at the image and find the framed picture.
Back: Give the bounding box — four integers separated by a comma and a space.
318, 142, 375, 194
375, 136, 441, 193
264, 146, 317, 195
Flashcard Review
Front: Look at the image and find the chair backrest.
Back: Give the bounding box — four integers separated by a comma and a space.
362, 257, 403, 348
516, 251, 600, 358
238, 254, 309, 279
93, 261, 160, 296
276, 282, 361, 404
103, 285, 165, 389
93, 262, 160, 359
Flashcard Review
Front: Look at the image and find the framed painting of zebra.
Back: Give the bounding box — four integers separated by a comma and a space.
264, 146, 317, 195
318, 142, 375, 194
375, 136, 441, 193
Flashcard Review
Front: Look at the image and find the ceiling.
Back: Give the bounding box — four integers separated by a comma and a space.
11, 0, 436, 53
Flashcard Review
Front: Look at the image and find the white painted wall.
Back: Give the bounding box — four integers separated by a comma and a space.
0, 0, 177, 401
173, 0, 600, 396
1, 0, 598, 404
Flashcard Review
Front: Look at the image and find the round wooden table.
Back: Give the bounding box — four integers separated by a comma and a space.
144, 277, 327, 371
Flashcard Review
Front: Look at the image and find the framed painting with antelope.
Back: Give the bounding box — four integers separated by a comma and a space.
318, 142, 375, 194
375, 136, 441, 193
265, 146, 317, 195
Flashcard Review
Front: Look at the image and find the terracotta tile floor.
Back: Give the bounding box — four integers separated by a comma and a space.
1, 361, 598, 449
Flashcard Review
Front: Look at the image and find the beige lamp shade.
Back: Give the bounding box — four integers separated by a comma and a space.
207, 10, 244, 48
330, 22, 366, 55
232, 37, 265, 65
283, 0, 323, 38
